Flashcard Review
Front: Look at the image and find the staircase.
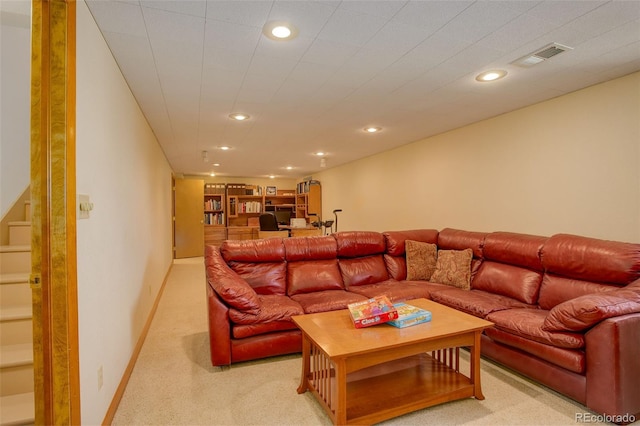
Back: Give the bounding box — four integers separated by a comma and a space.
0, 201, 34, 425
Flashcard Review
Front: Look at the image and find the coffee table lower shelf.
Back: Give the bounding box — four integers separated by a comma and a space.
302, 351, 476, 425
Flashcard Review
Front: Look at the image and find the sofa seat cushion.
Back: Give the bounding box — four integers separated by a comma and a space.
229, 295, 304, 325
484, 327, 585, 374
287, 259, 344, 296
232, 321, 299, 339
542, 290, 640, 332
431, 288, 533, 318
291, 290, 368, 314
347, 279, 449, 302
339, 255, 389, 288
487, 309, 585, 349
227, 261, 287, 295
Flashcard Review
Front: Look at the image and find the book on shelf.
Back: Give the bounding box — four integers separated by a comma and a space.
347, 295, 398, 328
387, 303, 432, 328
205, 183, 226, 195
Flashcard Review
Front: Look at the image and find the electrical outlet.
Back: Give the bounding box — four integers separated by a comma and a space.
98, 365, 103, 390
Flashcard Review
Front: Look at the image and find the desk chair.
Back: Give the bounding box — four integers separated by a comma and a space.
259, 213, 279, 231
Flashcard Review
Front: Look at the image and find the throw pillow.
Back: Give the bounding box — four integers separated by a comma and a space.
405, 240, 438, 281
430, 248, 473, 290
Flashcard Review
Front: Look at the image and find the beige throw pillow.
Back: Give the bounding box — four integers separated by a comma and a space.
430, 248, 473, 290
405, 240, 438, 281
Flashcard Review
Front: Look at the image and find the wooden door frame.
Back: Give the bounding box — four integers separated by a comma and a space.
30, 0, 81, 424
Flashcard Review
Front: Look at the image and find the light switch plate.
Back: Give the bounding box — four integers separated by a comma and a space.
78, 194, 91, 219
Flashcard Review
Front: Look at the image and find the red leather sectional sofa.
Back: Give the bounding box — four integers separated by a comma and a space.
205, 228, 640, 421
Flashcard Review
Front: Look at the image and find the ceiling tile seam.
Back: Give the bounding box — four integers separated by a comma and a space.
139, 3, 178, 148
360, 1, 480, 101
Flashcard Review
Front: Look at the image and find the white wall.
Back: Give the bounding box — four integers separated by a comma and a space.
316, 72, 640, 243
75, 2, 173, 424
0, 3, 31, 218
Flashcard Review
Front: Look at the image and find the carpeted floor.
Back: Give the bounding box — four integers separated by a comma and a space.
112, 257, 607, 425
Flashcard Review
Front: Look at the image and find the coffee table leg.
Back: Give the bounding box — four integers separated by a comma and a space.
471, 331, 485, 400
334, 359, 347, 425
297, 335, 310, 394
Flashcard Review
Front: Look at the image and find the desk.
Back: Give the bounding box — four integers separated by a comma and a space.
290, 228, 322, 237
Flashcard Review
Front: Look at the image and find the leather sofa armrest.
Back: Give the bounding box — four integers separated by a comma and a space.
207, 283, 232, 366
585, 313, 640, 420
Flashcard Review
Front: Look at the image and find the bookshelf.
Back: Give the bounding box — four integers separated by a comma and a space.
296, 180, 321, 223
264, 189, 296, 215
227, 183, 263, 227
204, 183, 227, 246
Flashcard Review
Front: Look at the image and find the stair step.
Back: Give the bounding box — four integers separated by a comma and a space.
0, 274, 31, 310
0, 344, 33, 368
0, 392, 34, 426
7, 223, 30, 247
0, 247, 30, 275
0, 274, 29, 285
0, 306, 31, 322
0, 321, 32, 347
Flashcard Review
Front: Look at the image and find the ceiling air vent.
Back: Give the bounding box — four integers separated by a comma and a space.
511, 43, 573, 67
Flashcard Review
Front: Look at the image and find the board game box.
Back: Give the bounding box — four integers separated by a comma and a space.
347, 295, 398, 328
387, 303, 432, 328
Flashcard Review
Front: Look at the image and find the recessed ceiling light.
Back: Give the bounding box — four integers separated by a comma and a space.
269, 175, 275, 179
262, 21, 298, 41
286, 166, 293, 170
219, 146, 231, 151
213, 163, 220, 167
229, 113, 249, 121
475, 70, 507, 82
315, 152, 325, 157
364, 127, 381, 133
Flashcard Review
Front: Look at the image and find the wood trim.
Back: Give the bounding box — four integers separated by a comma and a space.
101, 264, 174, 425
30, 0, 80, 424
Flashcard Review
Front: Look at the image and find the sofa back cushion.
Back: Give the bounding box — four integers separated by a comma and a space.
220, 238, 287, 295
287, 259, 344, 296
538, 234, 640, 309
483, 232, 547, 271
382, 229, 439, 280
537, 274, 615, 310
227, 261, 287, 295
472, 261, 542, 304
284, 235, 337, 261
383, 229, 439, 256
339, 255, 389, 288
220, 238, 285, 262
540, 233, 640, 284
335, 231, 386, 258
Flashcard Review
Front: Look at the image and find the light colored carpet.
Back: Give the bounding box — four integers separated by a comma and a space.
112, 258, 608, 426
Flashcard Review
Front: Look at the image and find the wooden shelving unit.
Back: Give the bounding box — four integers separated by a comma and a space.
204, 183, 227, 246
296, 181, 321, 223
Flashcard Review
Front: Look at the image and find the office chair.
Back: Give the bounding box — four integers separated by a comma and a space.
259, 213, 280, 231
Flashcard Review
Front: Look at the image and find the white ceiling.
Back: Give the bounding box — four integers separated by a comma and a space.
85, 0, 640, 179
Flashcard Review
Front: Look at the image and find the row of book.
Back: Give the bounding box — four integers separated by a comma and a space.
226, 183, 263, 196
204, 213, 224, 225
204, 183, 226, 195
204, 199, 222, 211
347, 295, 432, 329
236, 201, 261, 213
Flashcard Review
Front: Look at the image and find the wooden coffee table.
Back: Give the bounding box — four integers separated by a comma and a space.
292, 298, 493, 425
